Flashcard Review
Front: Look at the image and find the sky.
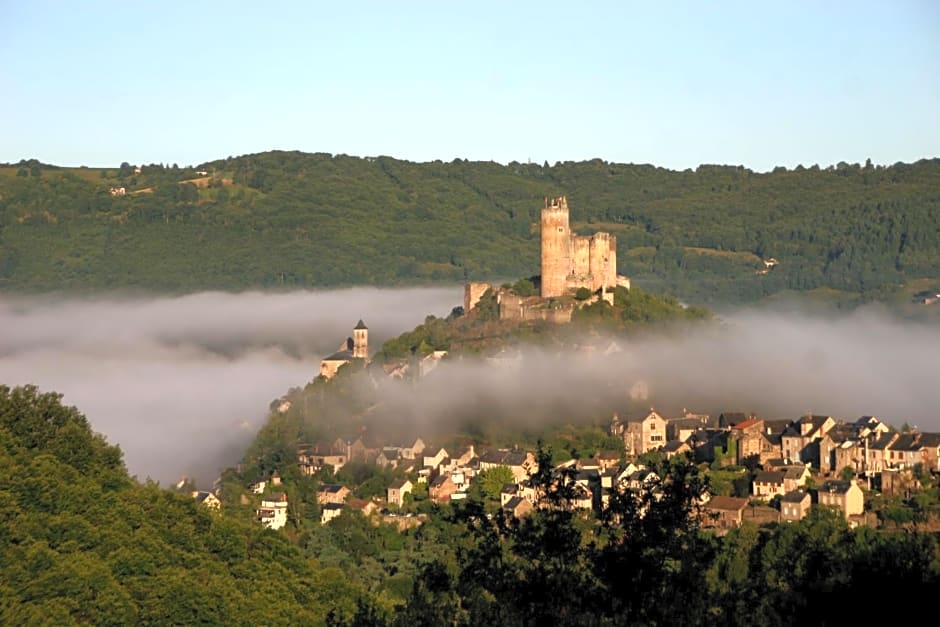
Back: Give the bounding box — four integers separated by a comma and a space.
1, 1, 938, 172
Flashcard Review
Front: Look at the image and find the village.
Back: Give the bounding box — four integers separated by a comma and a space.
191, 406, 939, 534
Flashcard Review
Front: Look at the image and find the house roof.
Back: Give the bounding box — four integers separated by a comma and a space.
918, 433, 940, 447
504, 450, 529, 466
193, 491, 216, 504
319, 483, 347, 494
389, 478, 411, 490
781, 490, 810, 503
718, 412, 749, 427
732, 419, 762, 431
661, 440, 689, 453
755, 471, 785, 484
706, 495, 748, 512
430, 474, 452, 488
890, 434, 921, 451
783, 466, 808, 480
871, 432, 898, 450
763, 419, 792, 435
323, 349, 354, 362
480, 450, 507, 464
323, 502, 345, 511
503, 496, 527, 510
820, 480, 854, 494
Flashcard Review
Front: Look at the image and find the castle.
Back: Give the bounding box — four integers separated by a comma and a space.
319, 319, 369, 379
540, 196, 619, 298
464, 196, 629, 320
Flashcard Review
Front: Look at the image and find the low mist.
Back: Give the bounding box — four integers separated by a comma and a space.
2, 289, 938, 486
0, 288, 461, 484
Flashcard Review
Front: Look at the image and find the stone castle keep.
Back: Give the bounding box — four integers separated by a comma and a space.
540, 196, 618, 298
464, 196, 629, 320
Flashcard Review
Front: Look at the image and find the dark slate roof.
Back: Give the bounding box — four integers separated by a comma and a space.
423, 447, 442, 457
323, 349, 354, 361
781, 490, 809, 503
891, 434, 921, 451
662, 440, 688, 453
669, 417, 708, 430
820, 480, 852, 494
319, 483, 346, 494
918, 433, 940, 447
871, 433, 897, 450
430, 474, 451, 488
783, 466, 807, 480
501, 483, 518, 494
503, 496, 526, 510
194, 491, 215, 503
354, 319, 368, 330
755, 471, 785, 484
718, 412, 749, 428
389, 479, 411, 489
763, 419, 792, 435
480, 450, 507, 464
575, 469, 600, 481
323, 502, 345, 511
503, 451, 528, 466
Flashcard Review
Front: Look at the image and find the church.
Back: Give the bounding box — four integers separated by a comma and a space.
319, 320, 369, 379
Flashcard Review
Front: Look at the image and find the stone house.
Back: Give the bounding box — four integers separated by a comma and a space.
503, 495, 534, 519
478, 449, 538, 482
620, 410, 668, 457
388, 479, 413, 508
316, 484, 351, 505
781, 414, 836, 467
918, 433, 940, 471
422, 447, 449, 470
429, 473, 458, 502
817, 479, 864, 519
780, 490, 811, 522
752, 471, 786, 500
782, 465, 811, 492
886, 434, 922, 470
703, 496, 749, 529
729, 419, 766, 465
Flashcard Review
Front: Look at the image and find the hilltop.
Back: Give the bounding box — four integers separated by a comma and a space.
1, 153, 939, 306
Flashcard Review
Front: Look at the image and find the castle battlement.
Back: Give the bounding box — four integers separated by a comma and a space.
540, 197, 617, 298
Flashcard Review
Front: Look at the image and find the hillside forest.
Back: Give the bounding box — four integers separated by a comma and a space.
1, 154, 939, 307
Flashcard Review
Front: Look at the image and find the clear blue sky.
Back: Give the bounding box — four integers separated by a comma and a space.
2, 1, 937, 171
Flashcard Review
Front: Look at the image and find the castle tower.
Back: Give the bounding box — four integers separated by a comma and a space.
540, 196, 571, 298
352, 319, 368, 360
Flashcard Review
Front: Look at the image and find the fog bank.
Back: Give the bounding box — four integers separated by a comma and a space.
0, 288, 461, 484
2, 289, 938, 486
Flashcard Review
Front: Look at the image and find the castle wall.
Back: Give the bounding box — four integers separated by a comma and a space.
464, 282, 492, 313
588, 232, 614, 292
570, 236, 591, 280
540, 198, 571, 298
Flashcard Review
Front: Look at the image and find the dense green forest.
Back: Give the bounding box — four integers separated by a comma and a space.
4, 384, 937, 625
1, 153, 938, 305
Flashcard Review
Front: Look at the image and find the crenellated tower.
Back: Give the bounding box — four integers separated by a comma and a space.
540, 196, 571, 298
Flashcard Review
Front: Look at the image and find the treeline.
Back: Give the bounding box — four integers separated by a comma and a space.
3, 385, 939, 624
1, 152, 939, 304
0, 385, 362, 624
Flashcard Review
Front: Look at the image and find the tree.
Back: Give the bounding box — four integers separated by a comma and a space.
475, 466, 514, 502
574, 287, 592, 300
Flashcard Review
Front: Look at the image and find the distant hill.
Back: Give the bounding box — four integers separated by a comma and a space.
1, 153, 938, 306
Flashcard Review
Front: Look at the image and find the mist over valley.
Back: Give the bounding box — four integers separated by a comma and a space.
2, 288, 937, 485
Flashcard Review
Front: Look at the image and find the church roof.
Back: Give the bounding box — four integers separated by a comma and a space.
354, 319, 368, 330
